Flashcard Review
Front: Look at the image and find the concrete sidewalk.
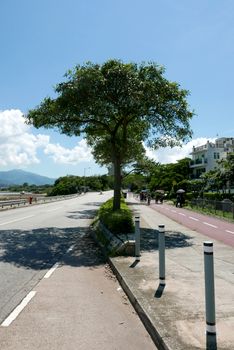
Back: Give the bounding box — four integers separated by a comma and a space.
109, 197, 234, 350
0, 230, 156, 350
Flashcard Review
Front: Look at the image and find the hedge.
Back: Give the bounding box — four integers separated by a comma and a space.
185, 192, 234, 202
98, 197, 134, 235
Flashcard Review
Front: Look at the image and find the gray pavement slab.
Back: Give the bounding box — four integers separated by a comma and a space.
110, 197, 234, 350
0, 231, 156, 350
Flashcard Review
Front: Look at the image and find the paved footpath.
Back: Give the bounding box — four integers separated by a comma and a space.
0, 224, 156, 349
110, 195, 234, 350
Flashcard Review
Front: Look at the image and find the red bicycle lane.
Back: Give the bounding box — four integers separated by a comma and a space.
150, 202, 234, 248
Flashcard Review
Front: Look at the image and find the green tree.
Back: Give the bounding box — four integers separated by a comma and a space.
200, 153, 234, 193
219, 153, 234, 192
204, 154, 234, 193
145, 158, 191, 193
49, 175, 81, 195
99, 175, 114, 190
26, 60, 194, 210
122, 173, 147, 192
200, 169, 221, 192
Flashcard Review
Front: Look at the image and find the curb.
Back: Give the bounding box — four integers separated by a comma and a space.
90, 217, 171, 349
108, 257, 171, 350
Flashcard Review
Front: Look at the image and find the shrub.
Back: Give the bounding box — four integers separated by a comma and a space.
185, 192, 195, 201
98, 197, 134, 235
185, 192, 234, 202
203, 192, 234, 202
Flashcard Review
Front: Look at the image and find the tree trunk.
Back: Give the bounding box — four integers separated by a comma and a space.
113, 156, 122, 211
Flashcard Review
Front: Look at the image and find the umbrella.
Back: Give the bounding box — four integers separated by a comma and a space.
176, 189, 185, 194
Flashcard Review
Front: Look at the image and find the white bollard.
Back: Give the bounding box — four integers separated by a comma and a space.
204, 241, 216, 335
135, 216, 140, 261
158, 224, 166, 286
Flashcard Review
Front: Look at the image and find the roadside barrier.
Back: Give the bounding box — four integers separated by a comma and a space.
0, 193, 80, 209
131, 220, 217, 342
190, 198, 234, 219
204, 242, 216, 335
0, 199, 26, 208
158, 224, 166, 286
135, 216, 141, 261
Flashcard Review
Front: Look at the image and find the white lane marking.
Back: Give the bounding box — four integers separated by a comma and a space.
203, 222, 218, 228
43, 262, 59, 279
66, 244, 74, 253
178, 212, 186, 216
1, 291, 36, 327
225, 230, 234, 235
47, 207, 62, 212
189, 216, 199, 221
0, 215, 35, 226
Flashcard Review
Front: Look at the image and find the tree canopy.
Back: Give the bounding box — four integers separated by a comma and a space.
26, 59, 194, 210
48, 174, 113, 196
201, 153, 234, 193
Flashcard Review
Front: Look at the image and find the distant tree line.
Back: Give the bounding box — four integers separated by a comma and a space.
122, 153, 234, 200
122, 157, 191, 195
47, 174, 114, 196
3, 153, 233, 201
1, 175, 114, 196
2, 183, 52, 194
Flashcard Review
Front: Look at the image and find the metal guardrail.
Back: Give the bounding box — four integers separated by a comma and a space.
0, 193, 80, 209
0, 199, 27, 208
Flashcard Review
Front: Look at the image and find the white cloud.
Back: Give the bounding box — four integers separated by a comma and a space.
144, 138, 216, 164
0, 110, 49, 166
0, 109, 218, 170
0, 109, 28, 138
0, 109, 94, 168
44, 139, 93, 164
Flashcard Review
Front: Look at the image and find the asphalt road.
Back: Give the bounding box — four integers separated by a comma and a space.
0, 192, 112, 324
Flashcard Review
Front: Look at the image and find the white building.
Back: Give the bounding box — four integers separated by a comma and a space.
190, 137, 234, 178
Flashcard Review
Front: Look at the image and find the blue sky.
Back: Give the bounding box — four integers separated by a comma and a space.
0, 0, 233, 178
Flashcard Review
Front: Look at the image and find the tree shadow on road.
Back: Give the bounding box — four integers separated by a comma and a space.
83, 201, 104, 207
0, 226, 105, 270
67, 209, 97, 220
140, 227, 193, 252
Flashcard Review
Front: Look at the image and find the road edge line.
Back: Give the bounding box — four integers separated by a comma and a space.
1, 291, 36, 327
43, 262, 60, 279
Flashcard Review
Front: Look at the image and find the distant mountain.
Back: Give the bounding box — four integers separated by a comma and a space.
0, 169, 56, 186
